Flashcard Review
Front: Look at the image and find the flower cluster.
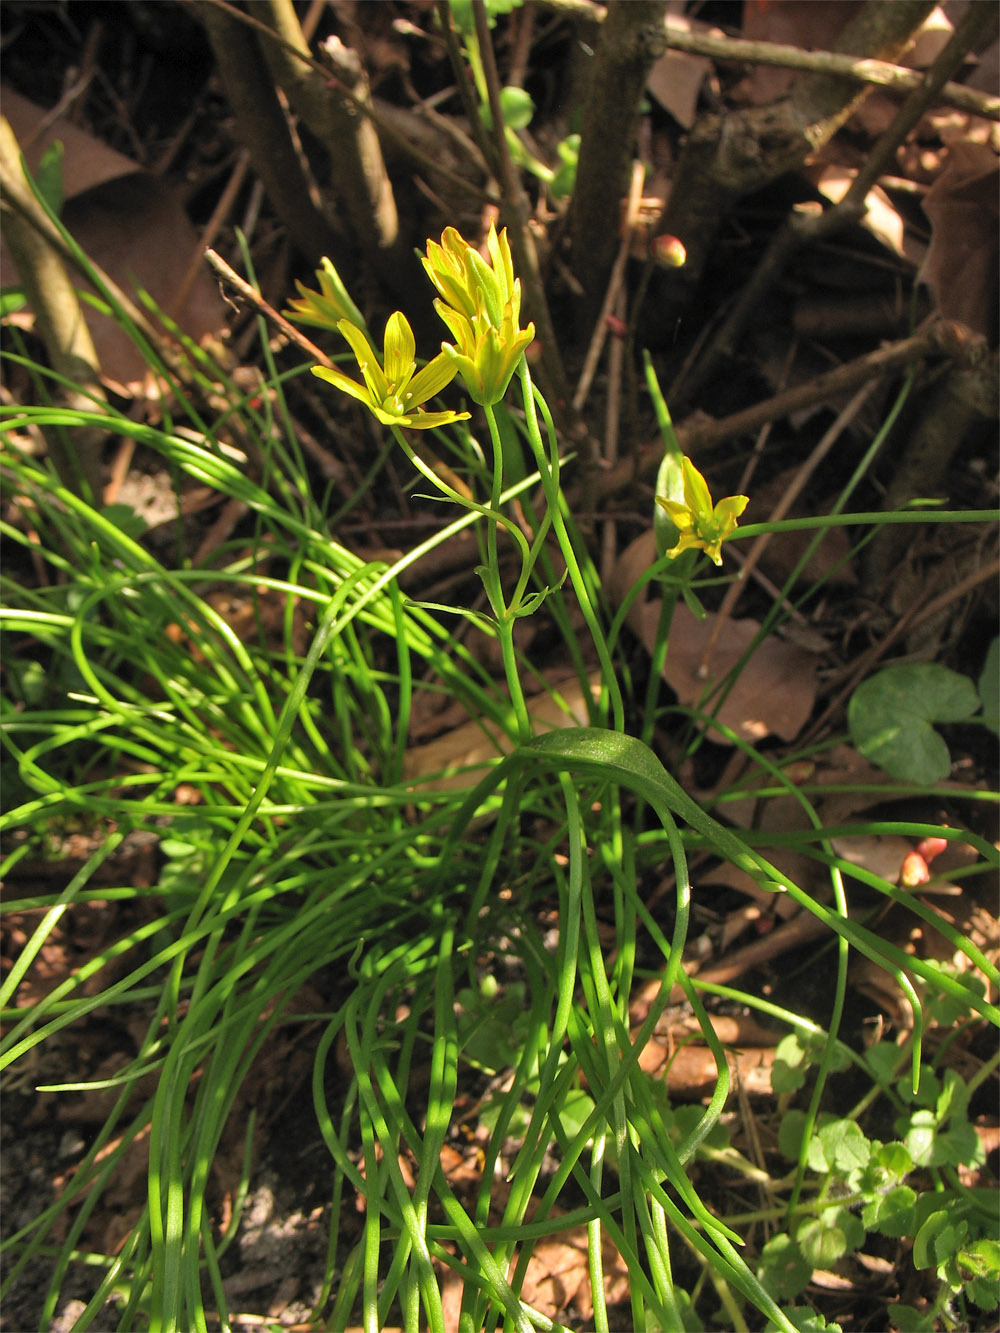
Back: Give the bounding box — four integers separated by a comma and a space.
656, 457, 748, 566
295, 223, 534, 428
422, 222, 534, 407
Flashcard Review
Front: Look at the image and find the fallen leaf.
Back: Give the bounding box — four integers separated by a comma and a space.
636, 599, 817, 743
515, 1203, 631, 1321
404, 673, 603, 791
813, 166, 906, 255
919, 139, 1000, 338
1, 89, 225, 394
611, 530, 817, 744
647, 5, 719, 130
738, 1, 864, 104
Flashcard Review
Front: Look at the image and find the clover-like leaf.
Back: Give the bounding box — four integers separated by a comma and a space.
757, 1234, 811, 1301
848, 663, 980, 784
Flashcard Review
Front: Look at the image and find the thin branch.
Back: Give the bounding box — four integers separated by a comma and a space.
203, 248, 333, 368
588, 326, 949, 504
675, 0, 998, 405
657, 21, 999, 121
539, 2, 999, 120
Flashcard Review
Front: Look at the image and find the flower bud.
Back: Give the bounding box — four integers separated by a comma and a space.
650, 234, 687, 269
916, 835, 948, 864
899, 852, 931, 888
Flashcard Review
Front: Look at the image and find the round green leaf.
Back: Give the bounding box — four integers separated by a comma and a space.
848, 663, 980, 784
758, 1234, 811, 1300
498, 85, 535, 130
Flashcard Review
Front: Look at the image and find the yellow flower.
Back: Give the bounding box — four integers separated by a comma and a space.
311, 313, 470, 430
434, 297, 534, 407
423, 222, 535, 406
656, 457, 748, 566
284, 257, 366, 333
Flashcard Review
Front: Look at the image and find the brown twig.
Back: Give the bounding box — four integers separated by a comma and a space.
675, 0, 998, 405
658, 20, 1000, 121
589, 327, 944, 506
540, 3, 999, 120
202, 248, 333, 367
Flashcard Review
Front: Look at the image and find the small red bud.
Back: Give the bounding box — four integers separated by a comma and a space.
916, 835, 948, 863
650, 234, 687, 269
525, 340, 542, 365
605, 314, 627, 338
899, 852, 931, 888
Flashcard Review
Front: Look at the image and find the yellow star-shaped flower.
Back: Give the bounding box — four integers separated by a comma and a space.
656, 457, 748, 566
423, 223, 534, 406
311, 313, 470, 431
284, 257, 365, 333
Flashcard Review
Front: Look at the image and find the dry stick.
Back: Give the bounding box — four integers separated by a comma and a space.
658, 22, 1000, 121
590, 327, 942, 505
541, 2, 999, 120
0, 121, 105, 501
679, 0, 998, 405
801, 555, 1000, 750
600, 287, 626, 588
198, 0, 339, 263
252, 0, 421, 294
697, 379, 879, 679
471, 0, 572, 417
208, 0, 498, 209
203, 248, 333, 368
567, 0, 668, 325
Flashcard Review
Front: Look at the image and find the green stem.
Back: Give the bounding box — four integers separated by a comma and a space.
517, 361, 625, 733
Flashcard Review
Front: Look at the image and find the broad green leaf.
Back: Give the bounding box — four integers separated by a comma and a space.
978, 637, 999, 735
767, 1310, 843, 1333
887, 1305, 938, 1332
913, 1211, 968, 1270
771, 1032, 812, 1095
863, 1041, 903, 1087
848, 663, 979, 783
767, 1312, 842, 1333
498, 86, 534, 130
778, 1109, 808, 1162
36, 140, 65, 216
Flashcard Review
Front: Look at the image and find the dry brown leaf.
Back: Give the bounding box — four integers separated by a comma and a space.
646, 5, 719, 130
919, 139, 1000, 337
609, 530, 818, 745
635, 599, 817, 744
515, 1204, 631, 1322
404, 673, 603, 791
642, 1040, 776, 1098
738, 0, 864, 104
814, 167, 906, 255
830, 831, 916, 884
751, 468, 858, 589
2, 89, 225, 394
